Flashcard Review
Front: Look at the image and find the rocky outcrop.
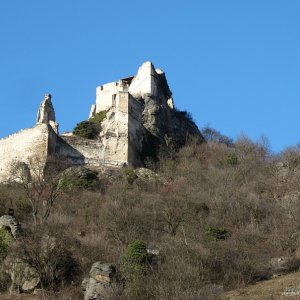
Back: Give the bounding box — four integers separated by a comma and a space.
3, 258, 40, 294
269, 256, 300, 277
0, 215, 21, 239
134, 168, 166, 184
36, 94, 59, 134
82, 262, 116, 300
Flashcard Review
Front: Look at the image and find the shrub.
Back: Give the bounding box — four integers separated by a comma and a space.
12, 228, 81, 290
73, 111, 107, 139
174, 110, 194, 123
90, 110, 107, 124
205, 225, 229, 241
202, 125, 234, 146
123, 168, 137, 185
225, 153, 238, 166
194, 202, 210, 217
73, 121, 100, 139
119, 240, 149, 278
59, 168, 100, 191
0, 227, 14, 262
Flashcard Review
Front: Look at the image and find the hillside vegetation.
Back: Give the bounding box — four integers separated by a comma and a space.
1, 130, 300, 299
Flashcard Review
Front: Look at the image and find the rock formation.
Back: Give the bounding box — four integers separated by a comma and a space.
4, 258, 40, 294
0, 215, 21, 239
36, 94, 59, 134
82, 262, 116, 300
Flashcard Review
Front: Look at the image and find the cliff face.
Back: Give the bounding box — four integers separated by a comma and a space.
127, 62, 203, 163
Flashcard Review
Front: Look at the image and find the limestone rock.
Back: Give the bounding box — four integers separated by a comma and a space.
4, 258, 40, 294
147, 248, 163, 267
36, 94, 59, 133
82, 262, 116, 300
135, 168, 166, 184
0, 215, 21, 239
89, 262, 116, 283
269, 256, 300, 277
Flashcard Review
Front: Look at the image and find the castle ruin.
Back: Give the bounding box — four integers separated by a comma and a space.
0, 62, 202, 182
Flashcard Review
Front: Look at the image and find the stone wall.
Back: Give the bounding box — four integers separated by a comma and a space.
0, 124, 53, 182
128, 61, 159, 97
95, 80, 131, 113
60, 90, 132, 167
58, 135, 103, 166
100, 92, 129, 166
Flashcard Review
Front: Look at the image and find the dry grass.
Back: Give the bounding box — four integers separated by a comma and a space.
223, 271, 300, 300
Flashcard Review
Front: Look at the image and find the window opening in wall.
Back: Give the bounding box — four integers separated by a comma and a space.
112, 94, 117, 107
100, 86, 103, 91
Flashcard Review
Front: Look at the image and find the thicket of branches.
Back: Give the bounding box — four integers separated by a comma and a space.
1, 132, 300, 299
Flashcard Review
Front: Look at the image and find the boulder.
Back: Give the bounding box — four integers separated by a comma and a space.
4, 258, 40, 294
147, 248, 163, 267
82, 262, 116, 300
0, 215, 21, 239
89, 262, 116, 283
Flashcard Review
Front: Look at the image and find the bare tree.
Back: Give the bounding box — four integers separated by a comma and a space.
9, 156, 67, 225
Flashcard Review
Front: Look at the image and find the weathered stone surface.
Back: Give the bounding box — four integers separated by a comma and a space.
269, 256, 300, 277
134, 168, 166, 184
82, 262, 116, 300
0, 215, 21, 239
36, 94, 59, 134
0, 123, 57, 183
147, 248, 164, 268
4, 258, 40, 293
89, 262, 116, 283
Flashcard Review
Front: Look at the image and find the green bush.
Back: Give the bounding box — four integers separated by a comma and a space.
123, 168, 138, 185
221, 153, 238, 166
194, 202, 210, 217
119, 240, 149, 278
73, 121, 100, 139
205, 225, 229, 241
90, 110, 107, 124
59, 168, 100, 192
225, 153, 238, 166
73, 111, 107, 139
0, 227, 14, 262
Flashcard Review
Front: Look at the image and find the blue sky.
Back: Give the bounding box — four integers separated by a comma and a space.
0, 1, 299, 152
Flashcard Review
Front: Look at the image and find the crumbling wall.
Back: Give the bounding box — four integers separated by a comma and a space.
0, 124, 53, 182
95, 80, 130, 113
128, 61, 160, 98
57, 135, 102, 166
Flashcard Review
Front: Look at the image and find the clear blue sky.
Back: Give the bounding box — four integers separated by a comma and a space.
0, 1, 299, 152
